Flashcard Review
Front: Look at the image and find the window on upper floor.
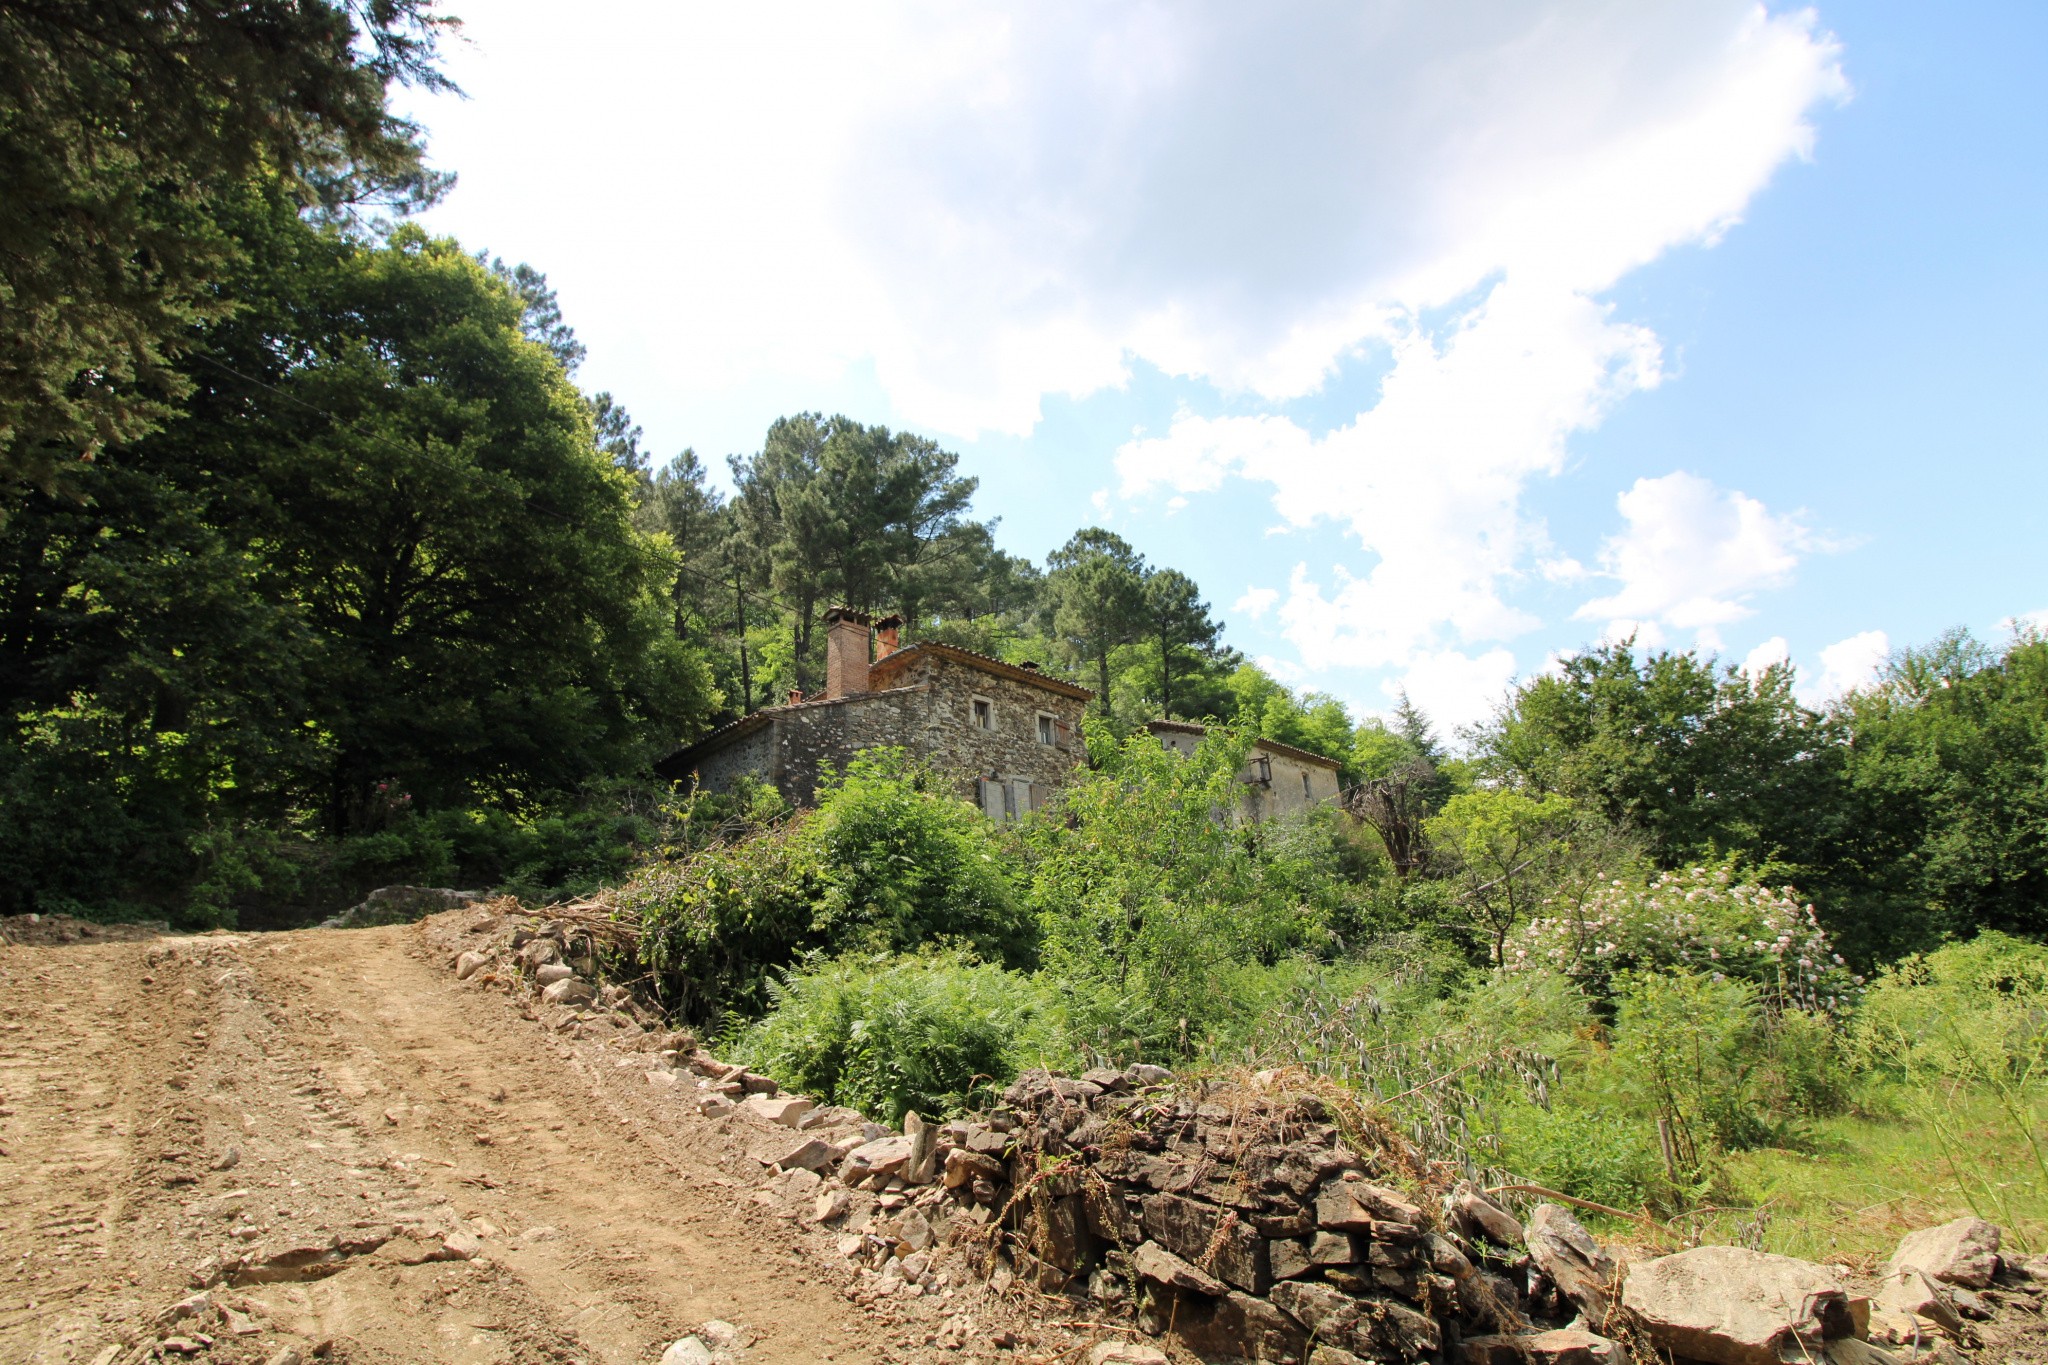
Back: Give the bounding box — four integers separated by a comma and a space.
971, 696, 993, 730
1036, 712, 1056, 745
1302, 770, 1312, 798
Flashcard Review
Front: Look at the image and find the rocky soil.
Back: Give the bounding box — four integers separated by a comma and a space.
6, 902, 2047, 1365
0, 912, 1031, 1364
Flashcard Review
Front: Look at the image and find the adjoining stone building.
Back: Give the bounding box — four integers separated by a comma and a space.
1145, 719, 1344, 821
654, 608, 1093, 817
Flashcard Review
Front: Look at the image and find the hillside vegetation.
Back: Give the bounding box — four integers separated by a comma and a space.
4, 0, 2044, 1270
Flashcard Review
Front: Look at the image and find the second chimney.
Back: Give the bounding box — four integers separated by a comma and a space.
823, 607, 873, 699
873, 614, 903, 660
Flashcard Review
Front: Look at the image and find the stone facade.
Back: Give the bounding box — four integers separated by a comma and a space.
1147, 720, 1344, 820
655, 619, 1092, 814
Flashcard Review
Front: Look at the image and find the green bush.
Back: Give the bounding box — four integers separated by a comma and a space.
805, 751, 1034, 967
1853, 932, 2048, 1229
1023, 723, 1347, 1056
1491, 1097, 1667, 1212
623, 750, 1034, 1025
731, 950, 1078, 1123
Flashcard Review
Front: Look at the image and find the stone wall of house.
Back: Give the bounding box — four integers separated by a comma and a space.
676, 651, 1090, 813
1245, 750, 1344, 821
684, 721, 780, 799
889, 654, 1088, 810
1156, 728, 1343, 822
764, 686, 935, 806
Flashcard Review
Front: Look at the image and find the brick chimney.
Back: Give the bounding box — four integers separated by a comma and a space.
873, 614, 903, 659
823, 607, 872, 699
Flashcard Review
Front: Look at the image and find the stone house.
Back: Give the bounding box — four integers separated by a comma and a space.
654, 608, 1094, 817
1145, 719, 1344, 821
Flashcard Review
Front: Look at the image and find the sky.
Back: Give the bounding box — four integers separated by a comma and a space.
396, 1, 2048, 733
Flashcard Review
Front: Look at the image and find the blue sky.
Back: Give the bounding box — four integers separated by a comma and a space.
398, 1, 2046, 731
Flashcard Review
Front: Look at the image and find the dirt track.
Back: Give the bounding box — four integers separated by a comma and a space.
0, 921, 938, 1364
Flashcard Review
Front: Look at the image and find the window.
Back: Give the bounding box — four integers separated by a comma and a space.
1036, 713, 1056, 745
977, 774, 1035, 823
971, 697, 993, 730
1302, 770, 1313, 798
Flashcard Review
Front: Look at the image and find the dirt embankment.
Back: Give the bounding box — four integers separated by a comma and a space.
0, 919, 1020, 1364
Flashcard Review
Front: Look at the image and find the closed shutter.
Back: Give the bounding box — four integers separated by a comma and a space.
1053, 719, 1072, 751
978, 777, 1005, 821
1010, 779, 1033, 820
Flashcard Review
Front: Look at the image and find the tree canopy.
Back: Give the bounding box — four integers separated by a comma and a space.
0, 0, 457, 500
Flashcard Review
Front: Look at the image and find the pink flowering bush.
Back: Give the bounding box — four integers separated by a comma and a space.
1504, 864, 1861, 1015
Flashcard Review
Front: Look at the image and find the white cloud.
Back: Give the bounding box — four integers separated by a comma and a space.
1390, 648, 1520, 736
411, 3, 1844, 441
1743, 635, 1792, 677
1122, 278, 1664, 669
1234, 587, 1280, 620
1577, 472, 1812, 636
408, 2, 1846, 698
1808, 629, 1890, 702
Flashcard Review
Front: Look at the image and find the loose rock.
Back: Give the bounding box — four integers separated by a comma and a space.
1889, 1218, 2002, 1290
1621, 1245, 1857, 1365
1522, 1204, 1615, 1325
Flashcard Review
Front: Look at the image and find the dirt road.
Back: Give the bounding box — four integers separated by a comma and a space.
0, 921, 933, 1364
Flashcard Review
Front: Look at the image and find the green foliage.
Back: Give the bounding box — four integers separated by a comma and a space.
0, 195, 716, 921
1427, 789, 1594, 963
0, 0, 454, 498
1854, 933, 2048, 1233
1832, 630, 2048, 949
1491, 1100, 1668, 1213
1022, 723, 1348, 1057
1044, 528, 1151, 713
625, 751, 1032, 1024
731, 950, 1078, 1124
805, 751, 1034, 968
1475, 643, 1836, 878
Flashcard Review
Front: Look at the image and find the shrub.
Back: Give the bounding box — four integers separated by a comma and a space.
806, 750, 1034, 968
1853, 932, 2048, 1228
622, 750, 1033, 1025
1506, 865, 1860, 1015
622, 817, 828, 1022
1023, 723, 1340, 1056
731, 950, 1078, 1122
1491, 1097, 1667, 1212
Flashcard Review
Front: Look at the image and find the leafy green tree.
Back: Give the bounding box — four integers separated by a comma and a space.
1832, 628, 2048, 947
1021, 723, 1340, 1057
1, 0, 454, 499
1044, 528, 1147, 711
730, 414, 986, 691
0, 194, 712, 914
1426, 789, 1586, 964
1140, 568, 1222, 717
1477, 642, 1837, 874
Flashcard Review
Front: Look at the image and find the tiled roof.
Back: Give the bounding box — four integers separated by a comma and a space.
1144, 719, 1343, 770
